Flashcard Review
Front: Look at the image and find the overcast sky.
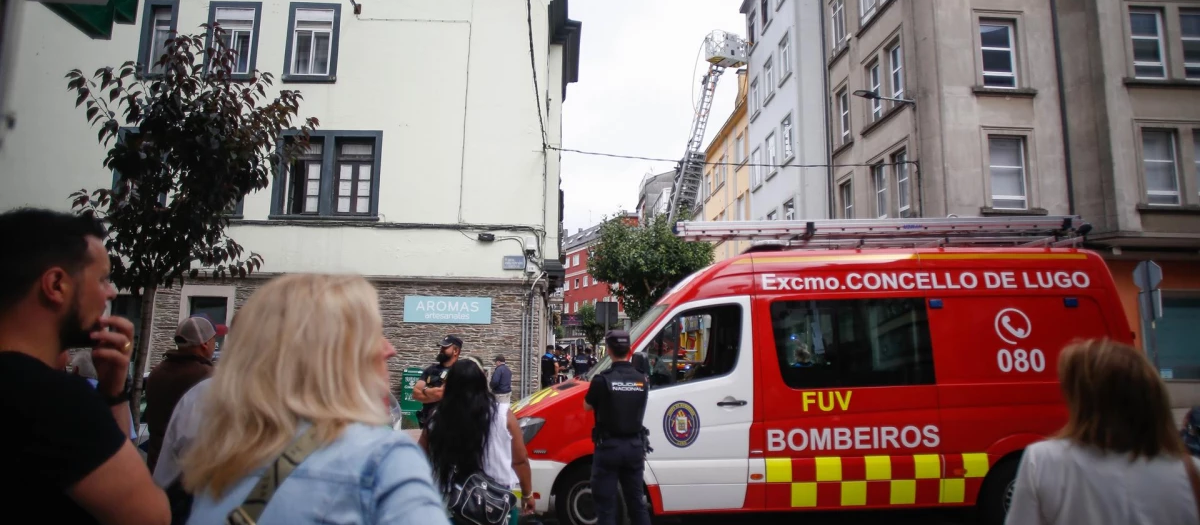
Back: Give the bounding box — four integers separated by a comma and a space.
559, 0, 745, 234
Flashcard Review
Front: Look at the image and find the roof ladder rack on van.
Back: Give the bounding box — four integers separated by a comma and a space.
674, 216, 1092, 251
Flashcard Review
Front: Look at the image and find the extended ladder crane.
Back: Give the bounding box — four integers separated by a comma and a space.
666, 31, 748, 225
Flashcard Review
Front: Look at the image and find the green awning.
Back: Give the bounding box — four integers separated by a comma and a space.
43, 0, 138, 39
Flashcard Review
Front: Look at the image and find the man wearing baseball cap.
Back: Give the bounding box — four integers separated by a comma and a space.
144, 315, 225, 470
413, 335, 463, 429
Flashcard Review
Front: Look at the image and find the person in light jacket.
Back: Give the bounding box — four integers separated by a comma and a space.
1005, 339, 1200, 525
181, 274, 448, 525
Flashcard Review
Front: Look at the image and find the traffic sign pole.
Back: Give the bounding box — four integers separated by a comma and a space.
1134, 261, 1164, 370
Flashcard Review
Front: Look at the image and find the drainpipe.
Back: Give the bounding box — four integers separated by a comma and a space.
1050, 0, 1077, 215
818, 0, 836, 218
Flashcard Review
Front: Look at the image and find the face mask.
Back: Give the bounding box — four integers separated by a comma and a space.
436, 350, 452, 364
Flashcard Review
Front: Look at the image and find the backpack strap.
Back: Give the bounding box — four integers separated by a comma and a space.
225, 426, 323, 525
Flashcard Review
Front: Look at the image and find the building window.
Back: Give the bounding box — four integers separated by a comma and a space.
751, 78, 761, 115
831, 0, 846, 49
779, 33, 792, 78
179, 284, 236, 357
719, 155, 728, 186
735, 133, 744, 164
840, 180, 853, 218
111, 295, 144, 355
760, 0, 770, 31
564, 280, 569, 291
980, 22, 1017, 88
1195, 131, 1200, 193
783, 199, 795, 220
873, 164, 888, 218
1183, 11, 1200, 79
764, 58, 775, 97
1142, 129, 1180, 205
207, 3, 262, 78
770, 298, 935, 389
889, 43, 904, 103
574, 302, 579, 312
1155, 294, 1200, 380
574, 254, 579, 266
736, 196, 746, 220
766, 132, 778, 174
752, 148, 763, 187
860, 0, 877, 23
767, 210, 778, 221
988, 136, 1028, 210
574, 278, 580, 289
838, 89, 850, 144
868, 61, 882, 121
284, 139, 322, 214
138, 0, 178, 75
273, 131, 383, 218
748, 10, 757, 45
894, 150, 910, 217
334, 141, 375, 215
1130, 9, 1166, 79
781, 115, 794, 159
283, 3, 341, 82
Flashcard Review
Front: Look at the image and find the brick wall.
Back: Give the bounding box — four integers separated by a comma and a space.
145, 275, 544, 399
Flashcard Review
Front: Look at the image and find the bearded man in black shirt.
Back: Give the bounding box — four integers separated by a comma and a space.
0, 209, 169, 525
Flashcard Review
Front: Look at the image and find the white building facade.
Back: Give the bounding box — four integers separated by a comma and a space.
0, 0, 580, 396
740, 0, 830, 221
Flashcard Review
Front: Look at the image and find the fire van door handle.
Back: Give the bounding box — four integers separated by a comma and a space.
717, 398, 748, 407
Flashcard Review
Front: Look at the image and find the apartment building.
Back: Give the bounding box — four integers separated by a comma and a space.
824, 0, 1200, 399
0, 0, 581, 396
637, 170, 675, 223
826, 0, 1070, 221
1054, 0, 1200, 396
699, 69, 752, 261
740, 0, 830, 221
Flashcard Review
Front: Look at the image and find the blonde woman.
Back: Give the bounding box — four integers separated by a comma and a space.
181, 274, 448, 524
1005, 339, 1200, 525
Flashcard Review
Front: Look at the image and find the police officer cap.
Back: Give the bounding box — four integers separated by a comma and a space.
437, 335, 464, 348
605, 330, 631, 349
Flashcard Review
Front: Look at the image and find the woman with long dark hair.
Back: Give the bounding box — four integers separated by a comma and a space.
421, 356, 534, 523
1005, 339, 1200, 525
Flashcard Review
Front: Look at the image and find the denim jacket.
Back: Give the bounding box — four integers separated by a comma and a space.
187, 423, 449, 525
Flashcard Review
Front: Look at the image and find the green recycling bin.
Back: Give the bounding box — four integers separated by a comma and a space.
399, 367, 424, 429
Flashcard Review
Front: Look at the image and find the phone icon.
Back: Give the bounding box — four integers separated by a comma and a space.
994, 308, 1032, 345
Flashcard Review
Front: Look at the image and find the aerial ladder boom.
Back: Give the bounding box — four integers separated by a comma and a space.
667, 31, 748, 224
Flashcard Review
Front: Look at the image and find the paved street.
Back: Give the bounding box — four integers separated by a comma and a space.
539, 508, 977, 524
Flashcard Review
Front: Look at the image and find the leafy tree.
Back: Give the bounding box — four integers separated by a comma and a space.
65, 26, 318, 420
576, 302, 605, 348
588, 213, 714, 321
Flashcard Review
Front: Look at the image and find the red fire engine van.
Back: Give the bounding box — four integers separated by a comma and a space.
514, 217, 1132, 525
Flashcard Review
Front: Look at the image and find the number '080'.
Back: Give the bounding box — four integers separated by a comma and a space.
997, 348, 1046, 373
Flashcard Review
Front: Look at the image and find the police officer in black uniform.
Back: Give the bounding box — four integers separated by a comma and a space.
573, 346, 596, 377
584, 330, 651, 525
540, 345, 558, 388
413, 335, 462, 428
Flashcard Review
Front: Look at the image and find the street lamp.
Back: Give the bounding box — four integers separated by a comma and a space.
853, 89, 915, 106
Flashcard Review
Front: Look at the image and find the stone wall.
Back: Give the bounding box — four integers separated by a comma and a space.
144, 275, 545, 399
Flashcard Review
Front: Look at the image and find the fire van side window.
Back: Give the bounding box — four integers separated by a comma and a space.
644, 305, 742, 389
769, 298, 934, 389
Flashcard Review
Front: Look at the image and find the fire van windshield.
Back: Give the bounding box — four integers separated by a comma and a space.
585, 303, 669, 380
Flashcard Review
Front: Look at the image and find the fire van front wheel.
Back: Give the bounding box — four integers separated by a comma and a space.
554, 463, 630, 525
977, 455, 1021, 525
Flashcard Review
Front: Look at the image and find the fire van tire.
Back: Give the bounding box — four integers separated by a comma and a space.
977, 454, 1021, 525
554, 463, 630, 525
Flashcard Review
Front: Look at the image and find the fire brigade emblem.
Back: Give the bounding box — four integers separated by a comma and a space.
663, 401, 700, 448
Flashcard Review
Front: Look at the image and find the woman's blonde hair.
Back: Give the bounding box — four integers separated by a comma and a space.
1057, 338, 1185, 459
182, 274, 388, 496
